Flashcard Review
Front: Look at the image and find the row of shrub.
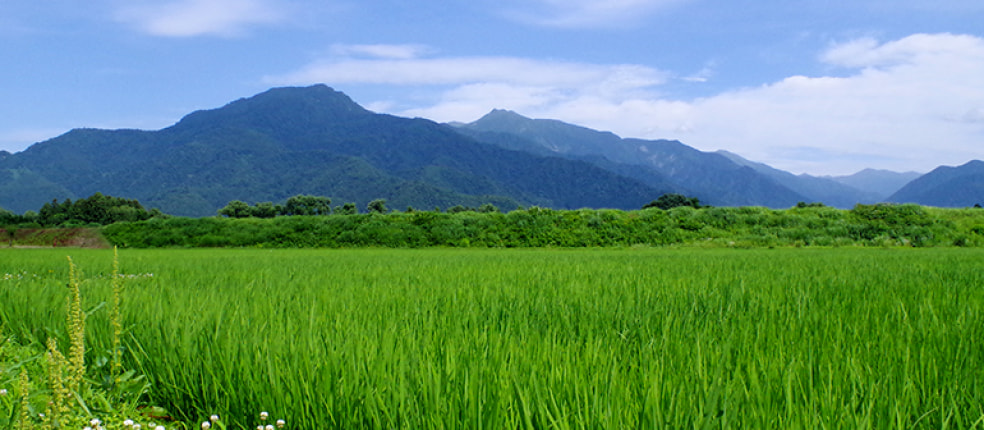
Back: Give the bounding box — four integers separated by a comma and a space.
101, 204, 984, 248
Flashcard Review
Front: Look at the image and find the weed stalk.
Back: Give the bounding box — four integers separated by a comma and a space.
65, 256, 85, 394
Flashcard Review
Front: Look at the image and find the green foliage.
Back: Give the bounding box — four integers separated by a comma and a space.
478, 203, 499, 213
22, 193, 162, 227
0, 254, 154, 429
446, 205, 470, 214
367, 199, 387, 214
220, 195, 331, 218
335, 202, 358, 215
4, 248, 984, 428
251, 201, 280, 218
0, 206, 15, 225
284, 194, 331, 216
217, 200, 252, 218
103, 205, 984, 249
643, 193, 702, 210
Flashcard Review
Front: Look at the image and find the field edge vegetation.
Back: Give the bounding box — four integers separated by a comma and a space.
100, 203, 984, 248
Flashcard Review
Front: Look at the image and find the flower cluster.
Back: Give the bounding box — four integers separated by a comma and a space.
200, 412, 285, 430
254, 411, 286, 430
114, 273, 155, 279
119, 418, 166, 430
1, 271, 40, 281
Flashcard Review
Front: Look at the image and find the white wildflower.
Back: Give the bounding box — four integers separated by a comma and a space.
201, 422, 211, 430
260, 411, 269, 420
276, 419, 285, 428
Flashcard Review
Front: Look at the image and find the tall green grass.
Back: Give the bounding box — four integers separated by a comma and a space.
2, 248, 983, 429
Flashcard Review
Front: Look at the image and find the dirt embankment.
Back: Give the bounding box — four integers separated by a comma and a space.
2, 228, 110, 248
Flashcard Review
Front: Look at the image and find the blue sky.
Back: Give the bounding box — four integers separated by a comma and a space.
2, 0, 983, 175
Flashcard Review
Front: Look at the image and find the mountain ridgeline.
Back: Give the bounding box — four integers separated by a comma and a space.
0, 85, 980, 216
0, 86, 664, 216
454, 109, 929, 208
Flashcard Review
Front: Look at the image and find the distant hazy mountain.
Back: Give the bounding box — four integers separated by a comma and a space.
457, 110, 813, 208
888, 160, 984, 207
0, 85, 663, 216
716, 151, 883, 207
827, 168, 922, 199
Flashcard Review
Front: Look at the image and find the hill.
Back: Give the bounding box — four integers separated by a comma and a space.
0, 86, 665, 216
888, 160, 984, 207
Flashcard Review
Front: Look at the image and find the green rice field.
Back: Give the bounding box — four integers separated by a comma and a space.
2, 248, 983, 429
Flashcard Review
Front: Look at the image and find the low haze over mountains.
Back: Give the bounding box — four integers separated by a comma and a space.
0, 85, 981, 217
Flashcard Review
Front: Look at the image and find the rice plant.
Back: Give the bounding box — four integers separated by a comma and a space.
2, 248, 983, 429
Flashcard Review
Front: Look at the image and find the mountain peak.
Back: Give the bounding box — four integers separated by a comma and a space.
471, 109, 534, 129
172, 84, 371, 132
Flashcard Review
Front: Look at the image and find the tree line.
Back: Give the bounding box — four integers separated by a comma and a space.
218, 193, 709, 219
0, 193, 165, 227
218, 195, 387, 218
217, 195, 509, 218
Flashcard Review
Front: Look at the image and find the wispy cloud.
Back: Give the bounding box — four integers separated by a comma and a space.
501, 0, 691, 28
267, 33, 983, 175
648, 33, 984, 174
329, 44, 435, 60
115, 0, 286, 37
265, 50, 668, 106
265, 47, 669, 125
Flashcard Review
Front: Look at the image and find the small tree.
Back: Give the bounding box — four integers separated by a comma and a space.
643, 193, 701, 210
252, 202, 280, 218
218, 200, 252, 218
0, 206, 14, 222
478, 203, 500, 213
334, 203, 358, 215
284, 195, 331, 216
367, 199, 388, 214
447, 205, 469, 214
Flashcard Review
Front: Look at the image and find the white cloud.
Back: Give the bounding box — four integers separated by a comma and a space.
266, 55, 667, 91
267, 33, 984, 175
663, 33, 984, 174
821, 33, 984, 68
329, 44, 435, 60
502, 0, 691, 28
115, 0, 285, 37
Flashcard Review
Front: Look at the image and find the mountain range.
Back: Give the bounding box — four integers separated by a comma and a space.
0, 84, 981, 217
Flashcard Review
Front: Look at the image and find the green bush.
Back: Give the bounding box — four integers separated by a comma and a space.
100, 205, 984, 249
